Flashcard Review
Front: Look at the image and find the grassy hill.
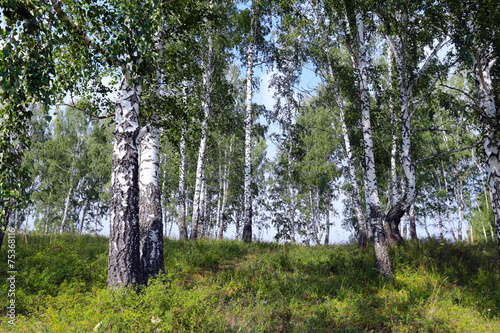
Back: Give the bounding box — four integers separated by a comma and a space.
0, 234, 499, 332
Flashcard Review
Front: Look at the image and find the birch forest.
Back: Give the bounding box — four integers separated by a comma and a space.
0, 0, 500, 332
1, 2, 500, 328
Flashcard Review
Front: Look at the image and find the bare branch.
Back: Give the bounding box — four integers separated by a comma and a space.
488, 57, 498, 72
59, 103, 114, 120
415, 141, 481, 165
409, 38, 451, 91
439, 84, 477, 103
411, 127, 449, 135
410, 74, 442, 117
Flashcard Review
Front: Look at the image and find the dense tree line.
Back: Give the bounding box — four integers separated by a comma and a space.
1, 0, 498, 284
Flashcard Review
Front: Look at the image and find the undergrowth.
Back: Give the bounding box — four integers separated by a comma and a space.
0, 234, 499, 332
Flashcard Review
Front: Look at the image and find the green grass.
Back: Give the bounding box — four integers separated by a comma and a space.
1, 234, 499, 332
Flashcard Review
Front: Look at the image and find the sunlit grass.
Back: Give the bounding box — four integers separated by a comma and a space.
0, 234, 499, 332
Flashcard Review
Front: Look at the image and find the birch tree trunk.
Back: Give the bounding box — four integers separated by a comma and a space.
471, 47, 500, 265
339, 102, 367, 248
242, 6, 257, 243
473, 150, 495, 241
409, 204, 416, 239
191, 30, 213, 240
326, 52, 368, 248
177, 116, 188, 240
455, 177, 464, 242
355, 13, 393, 276
138, 126, 164, 281
388, 46, 399, 214
108, 76, 144, 287
59, 136, 83, 234
324, 193, 331, 245
59, 185, 73, 234
217, 138, 232, 240
384, 28, 414, 244
442, 163, 457, 241
287, 113, 296, 243
79, 199, 89, 234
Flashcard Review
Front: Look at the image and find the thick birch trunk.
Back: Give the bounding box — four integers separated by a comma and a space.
108, 76, 143, 287
139, 126, 164, 281
471, 48, 500, 265
356, 13, 392, 276
242, 20, 256, 243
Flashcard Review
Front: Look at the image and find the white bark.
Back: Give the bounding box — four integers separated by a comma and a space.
242, 5, 257, 243
356, 13, 392, 276
108, 76, 143, 287
388, 45, 399, 211
454, 177, 464, 241
471, 47, 500, 260
139, 126, 164, 280
327, 49, 367, 247
59, 185, 73, 234
178, 83, 188, 240
217, 138, 232, 239
191, 30, 214, 240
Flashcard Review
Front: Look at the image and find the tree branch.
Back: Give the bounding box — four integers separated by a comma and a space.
59, 103, 114, 120
415, 141, 481, 165
439, 83, 477, 103
411, 127, 449, 135
409, 38, 451, 91
50, 0, 130, 81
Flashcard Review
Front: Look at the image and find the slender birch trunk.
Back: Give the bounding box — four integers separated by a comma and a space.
473, 150, 495, 241
388, 46, 399, 214
138, 126, 164, 281
79, 199, 89, 234
198, 175, 207, 238
384, 28, 415, 244
178, 110, 188, 239
442, 163, 457, 241
325, 192, 331, 245
329, 57, 367, 248
455, 177, 464, 242
60, 136, 83, 234
242, 4, 257, 243
59, 185, 73, 234
108, 76, 143, 287
191, 30, 214, 240
409, 204, 416, 239
355, 13, 392, 276
217, 138, 232, 240
287, 115, 296, 243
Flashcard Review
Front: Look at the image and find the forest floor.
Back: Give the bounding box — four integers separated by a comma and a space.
0, 234, 499, 332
